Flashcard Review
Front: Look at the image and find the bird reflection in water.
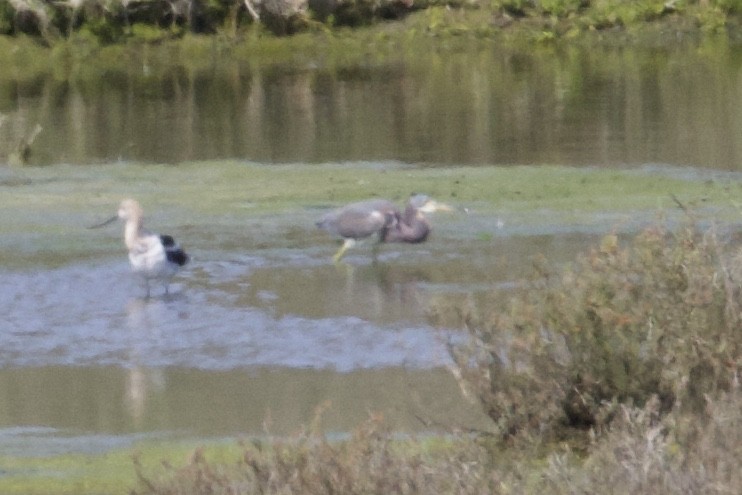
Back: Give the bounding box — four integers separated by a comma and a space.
123, 297, 166, 426
333, 261, 431, 324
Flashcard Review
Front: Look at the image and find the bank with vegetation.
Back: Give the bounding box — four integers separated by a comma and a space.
1, 0, 742, 44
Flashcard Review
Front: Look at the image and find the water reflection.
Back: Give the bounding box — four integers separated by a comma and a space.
1, 45, 740, 168
0, 257, 455, 370
0, 267, 494, 444
124, 298, 166, 427
237, 261, 430, 323
0, 366, 492, 438
0, 225, 600, 442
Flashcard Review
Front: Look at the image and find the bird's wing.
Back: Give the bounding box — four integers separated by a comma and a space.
159, 234, 176, 247
320, 199, 399, 239
159, 234, 189, 266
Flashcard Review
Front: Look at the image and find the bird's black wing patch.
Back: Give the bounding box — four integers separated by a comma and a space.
160, 235, 176, 247
161, 234, 189, 266
166, 248, 189, 266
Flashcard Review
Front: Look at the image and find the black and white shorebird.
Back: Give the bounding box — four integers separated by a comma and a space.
90, 198, 189, 298
316, 194, 452, 262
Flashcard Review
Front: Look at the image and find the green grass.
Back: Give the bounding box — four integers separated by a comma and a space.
3, 161, 740, 214
0, 438, 244, 495
1, 161, 740, 264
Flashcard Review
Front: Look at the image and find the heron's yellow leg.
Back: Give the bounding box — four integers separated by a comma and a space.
333, 238, 355, 263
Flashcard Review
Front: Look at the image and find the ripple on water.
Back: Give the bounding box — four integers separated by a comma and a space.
0, 426, 152, 458
0, 261, 453, 372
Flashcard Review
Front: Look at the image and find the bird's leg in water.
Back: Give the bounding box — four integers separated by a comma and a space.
333, 238, 356, 263
371, 241, 382, 261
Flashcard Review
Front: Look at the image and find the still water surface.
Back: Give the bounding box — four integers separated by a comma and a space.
1, 207, 591, 442
0, 39, 741, 455
1, 41, 741, 169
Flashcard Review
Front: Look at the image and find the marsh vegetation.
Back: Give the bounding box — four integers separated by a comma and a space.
131, 215, 742, 494
2, 160, 741, 493
1, 0, 741, 43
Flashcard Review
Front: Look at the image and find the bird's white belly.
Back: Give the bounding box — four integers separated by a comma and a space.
129, 240, 174, 280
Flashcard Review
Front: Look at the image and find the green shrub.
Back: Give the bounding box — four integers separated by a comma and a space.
537, 391, 742, 493
713, 0, 742, 13
492, 0, 536, 17
444, 219, 741, 440
695, 5, 730, 32
538, 0, 586, 18
0, 1, 14, 34
576, 0, 676, 29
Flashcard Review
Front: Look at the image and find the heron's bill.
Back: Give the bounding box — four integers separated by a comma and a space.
420, 200, 454, 213
87, 215, 118, 229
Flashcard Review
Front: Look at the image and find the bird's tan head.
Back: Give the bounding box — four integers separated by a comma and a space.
118, 199, 144, 221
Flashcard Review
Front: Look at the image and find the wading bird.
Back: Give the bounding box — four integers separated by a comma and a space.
316, 194, 452, 262
90, 199, 189, 298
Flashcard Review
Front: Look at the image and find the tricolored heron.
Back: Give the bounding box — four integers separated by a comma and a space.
316, 194, 452, 262
90, 199, 189, 298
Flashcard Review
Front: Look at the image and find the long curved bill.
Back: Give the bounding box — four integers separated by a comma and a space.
87, 215, 118, 229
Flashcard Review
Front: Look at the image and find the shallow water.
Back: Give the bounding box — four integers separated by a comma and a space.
2, 159, 735, 455
0, 160, 608, 451
1, 38, 740, 457
1, 232, 589, 369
